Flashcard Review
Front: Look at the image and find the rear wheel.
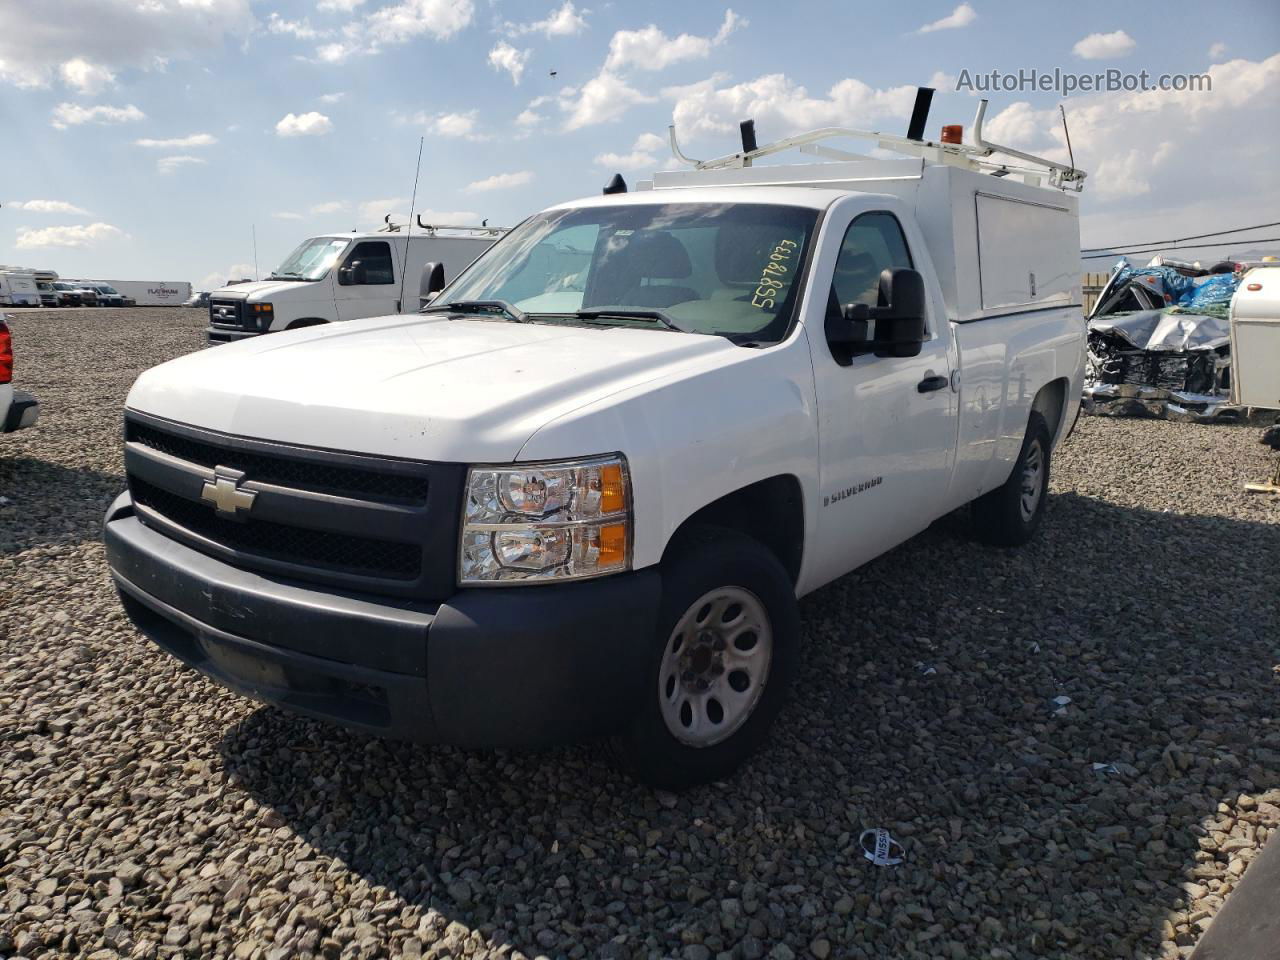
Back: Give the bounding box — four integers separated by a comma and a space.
972, 411, 1051, 546
614, 527, 798, 789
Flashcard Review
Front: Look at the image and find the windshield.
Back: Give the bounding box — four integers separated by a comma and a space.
271, 236, 349, 280
438, 202, 818, 343
96, 285, 118, 294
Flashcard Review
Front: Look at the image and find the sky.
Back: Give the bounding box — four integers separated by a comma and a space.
1, 0, 1278, 289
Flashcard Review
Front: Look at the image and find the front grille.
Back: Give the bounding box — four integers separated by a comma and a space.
209, 298, 245, 329
122, 412, 466, 601
131, 477, 422, 579
128, 421, 429, 504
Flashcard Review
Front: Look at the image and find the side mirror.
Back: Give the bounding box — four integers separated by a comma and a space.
419, 261, 445, 307
339, 261, 366, 286
825, 268, 927, 364
870, 268, 926, 358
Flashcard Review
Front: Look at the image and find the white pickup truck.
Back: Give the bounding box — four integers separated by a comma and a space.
105, 97, 1086, 787
205, 224, 505, 345
1, 315, 40, 435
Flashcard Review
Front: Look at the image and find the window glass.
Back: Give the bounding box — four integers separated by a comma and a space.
831, 212, 914, 308
346, 241, 395, 285
441, 203, 818, 343
272, 237, 349, 281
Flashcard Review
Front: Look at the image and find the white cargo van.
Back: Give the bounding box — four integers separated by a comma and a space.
106, 93, 1087, 786
205, 225, 505, 344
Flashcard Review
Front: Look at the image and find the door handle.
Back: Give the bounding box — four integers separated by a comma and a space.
917, 375, 949, 393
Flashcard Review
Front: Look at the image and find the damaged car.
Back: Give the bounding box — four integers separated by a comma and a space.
1083, 257, 1246, 422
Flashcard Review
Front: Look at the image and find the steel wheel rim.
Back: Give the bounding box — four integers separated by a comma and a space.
1020, 438, 1044, 522
658, 586, 773, 748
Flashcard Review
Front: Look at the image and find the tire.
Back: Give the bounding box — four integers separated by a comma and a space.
613, 526, 798, 789
972, 411, 1051, 547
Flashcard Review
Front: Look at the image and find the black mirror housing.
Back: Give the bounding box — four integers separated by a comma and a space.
419, 261, 446, 307
825, 268, 927, 364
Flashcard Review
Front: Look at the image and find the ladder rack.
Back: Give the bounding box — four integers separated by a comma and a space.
668, 98, 1086, 192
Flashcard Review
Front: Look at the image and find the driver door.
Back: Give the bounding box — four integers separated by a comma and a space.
337, 240, 401, 320
806, 204, 957, 585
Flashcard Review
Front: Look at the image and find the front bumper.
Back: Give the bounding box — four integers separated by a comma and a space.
2, 390, 39, 432
206, 325, 262, 345
104, 492, 658, 746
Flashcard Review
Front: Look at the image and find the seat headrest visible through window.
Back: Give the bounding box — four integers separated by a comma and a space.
625, 231, 692, 280
715, 223, 785, 285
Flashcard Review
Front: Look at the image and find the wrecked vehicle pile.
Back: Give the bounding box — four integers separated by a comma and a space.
1083, 258, 1244, 421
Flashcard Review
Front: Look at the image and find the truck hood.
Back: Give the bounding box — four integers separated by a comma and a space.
214, 279, 330, 302
126, 314, 738, 462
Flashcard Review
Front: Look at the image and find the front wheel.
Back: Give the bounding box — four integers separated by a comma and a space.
613, 527, 798, 789
972, 410, 1052, 546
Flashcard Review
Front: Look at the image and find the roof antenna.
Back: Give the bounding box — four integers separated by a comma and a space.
396, 135, 425, 313
1059, 104, 1076, 178
602, 173, 627, 195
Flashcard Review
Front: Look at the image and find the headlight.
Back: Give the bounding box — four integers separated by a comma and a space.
460, 454, 631, 584
249, 302, 273, 329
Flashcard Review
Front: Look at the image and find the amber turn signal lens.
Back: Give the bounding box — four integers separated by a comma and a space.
597, 522, 628, 567
599, 463, 626, 514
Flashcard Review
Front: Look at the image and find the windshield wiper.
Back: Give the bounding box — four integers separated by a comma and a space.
268, 272, 308, 281
568, 308, 692, 334
421, 299, 528, 323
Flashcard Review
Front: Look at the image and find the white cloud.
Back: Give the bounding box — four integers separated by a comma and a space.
1073, 30, 1136, 60
515, 108, 542, 127
267, 13, 325, 39
0, 0, 253, 91
7, 199, 90, 215
665, 72, 919, 140
58, 58, 115, 94
134, 133, 217, 148
595, 132, 667, 170
559, 71, 655, 130
359, 197, 407, 225
465, 170, 534, 192
276, 111, 333, 136
316, 0, 473, 61
51, 102, 145, 129
272, 212, 305, 220
311, 200, 348, 215
977, 54, 1278, 215
604, 10, 743, 72
157, 155, 206, 174
917, 3, 976, 33
488, 40, 528, 85
319, 91, 346, 103
15, 222, 125, 249
396, 109, 487, 139
199, 262, 255, 290
1208, 41, 1227, 60
505, 1, 587, 38
317, 0, 366, 11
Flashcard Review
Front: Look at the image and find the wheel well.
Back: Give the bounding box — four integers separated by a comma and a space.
286, 317, 327, 330
662, 475, 804, 586
1032, 378, 1069, 444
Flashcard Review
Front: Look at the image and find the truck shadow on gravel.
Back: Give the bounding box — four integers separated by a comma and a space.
0, 457, 123, 556
218, 490, 1280, 959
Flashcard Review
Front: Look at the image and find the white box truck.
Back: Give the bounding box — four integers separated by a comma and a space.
205, 224, 504, 344
104, 92, 1087, 787
108, 281, 194, 307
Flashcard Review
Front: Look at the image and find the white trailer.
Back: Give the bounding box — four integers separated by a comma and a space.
108, 281, 193, 307
0, 268, 43, 307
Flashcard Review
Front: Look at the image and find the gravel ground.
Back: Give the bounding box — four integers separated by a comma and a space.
2, 307, 1278, 960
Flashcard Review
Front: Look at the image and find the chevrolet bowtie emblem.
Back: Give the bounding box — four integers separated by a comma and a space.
201, 466, 257, 518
